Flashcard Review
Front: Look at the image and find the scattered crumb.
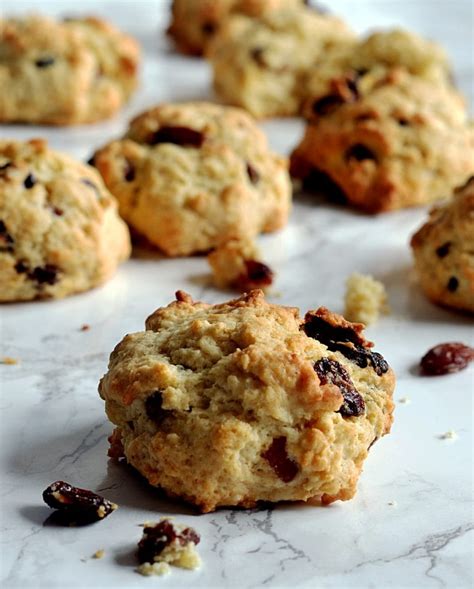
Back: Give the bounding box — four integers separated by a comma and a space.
1, 356, 19, 365
344, 273, 390, 325
92, 549, 105, 559
438, 430, 458, 441
80, 324, 90, 332
398, 397, 411, 404
137, 562, 171, 576
387, 500, 398, 507
207, 238, 273, 291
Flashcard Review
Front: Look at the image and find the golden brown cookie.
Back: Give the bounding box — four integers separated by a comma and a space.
0, 15, 140, 125
91, 102, 291, 256
411, 177, 474, 313
99, 290, 395, 513
291, 68, 474, 212
0, 139, 131, 301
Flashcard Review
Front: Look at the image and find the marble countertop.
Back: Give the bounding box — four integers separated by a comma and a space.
1, 1, 473, 588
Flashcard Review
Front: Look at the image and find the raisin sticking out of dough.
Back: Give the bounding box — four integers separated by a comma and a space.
236, 260, 274, 291
262, 437, 299, 483
124, 159, 136, 182
301, 169, 348, 204
145, 390, 167, 423
29, 264, 59, 285
447, 276, 459, 292
87, 155, 96, 167
314, 358, 365, 417
246, 162, 260, 185
436, 242, 451, 258
14, 260, 28, 274
137, 520, 200, 564
312, 95, 346, 116
42, 481, 117, 525
35, 56, 55, 68
0, 220, 14, 252
201, 22, 216, 36
420, 342, 473, 376
149, 127, 204, 148
345, 144, 377, 162
23, 174, 36, 189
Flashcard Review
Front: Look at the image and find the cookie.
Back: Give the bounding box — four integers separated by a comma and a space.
411, 176, 474, 313
0, 15, 140, 125
303, 28, 452, 116
99, 289, 395, 513
91, 102, 291, 256
291, 68, 474, 212
207, 237, 274, 291
207, 6, 354, 118
344, 273, 390, 326
167, 0, 304, 56
0, 139, 131, 301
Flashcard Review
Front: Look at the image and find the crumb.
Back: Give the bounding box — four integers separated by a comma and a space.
80, 324, 90, 332
208, 238, 273, 291
438, 430, 458, 441
344, 273, 390, 325
137, 562, 171, 576
1, 356, 19, 365
398, 397, 411, 404
92, 549, 105, 559
387, 500, 398, 507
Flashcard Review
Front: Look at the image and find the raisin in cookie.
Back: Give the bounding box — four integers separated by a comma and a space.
168, 0, 305, 56
99, 290, 395, 513
0, 15, 140, 125
291, 68, 474, 212
411, 177, 474, 313
0, 139, 131, 301
91, 102, 291, 256
207, 6, 354, 118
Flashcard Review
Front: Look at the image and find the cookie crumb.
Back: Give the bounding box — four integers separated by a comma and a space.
344, 273, 390, 325
1, 356, 19, 365
80, 324, 91, 332
92, 549, 105, 559
438, 430, 458, 441
398, 397, 411, 404
137, 562, 171, 576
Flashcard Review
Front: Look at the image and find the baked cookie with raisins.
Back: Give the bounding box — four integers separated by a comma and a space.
167, 0, 305, 56
207, 6, 354, 118
291, 68, 473, 212
0, 139, 130, 301
91, 102, 291, 256
0, 15, 140, 125
411, 177, 474, 313
99, 289, 395, 513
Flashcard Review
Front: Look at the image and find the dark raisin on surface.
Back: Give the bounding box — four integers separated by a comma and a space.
301, 169, 347, 204
246, 162, 260, 185
250, 47, 266, 67
303, 313, 389, 376
314, 357, 365, 417
262, 437, 299, 483
42, 481, 117, 525
52, 207, 64, 216
420, 342, 473, 376
436, 242, 451, 258
345, 144, 377, 162
397, 118, 410, 126
201, 21, 216, 35
35, 56, 55, 68
149, 126, 204, 148
0, 220, 14, 252
29, 264, 59, 285
236, 260, 274, 291
145, 390, 167, 423
124, 159, 136, 182
137, 520, 200, 564
14, 260, 29, 274
24, 173, 37, 189
312, 95, 346, 116
87, 155, 96, 167
447, 276, 459, 292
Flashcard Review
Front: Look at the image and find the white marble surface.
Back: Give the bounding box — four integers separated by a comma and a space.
1, 1, 473, 588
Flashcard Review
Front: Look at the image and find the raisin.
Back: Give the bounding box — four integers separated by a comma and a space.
301, 169, 347, 204
29, 264, 59, 285
345, 144, 377, 162
420, 342, 473, 376
145, 390, 167, 423
42, 481, 117, 525
246, 162, 260, 185
24, 174, 36, 189
436, 242, 451, 258
52, 207, 63, 216
447, 276, 459, 292
137, 520, 200, 564
201, 22, 216, 35
124, 159, 135, 182
35, 57, 55, 68
314, 357, 365, 417
236, 260, 274, 291
302, 313, 389, 376
262, 437, 299, 483
312, 95, 345, 116
14, 260, 28, 274
397, 118, 410, 127
0, 220, 14, 252
149, 126, 204, 148
87, 155, 96, 167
